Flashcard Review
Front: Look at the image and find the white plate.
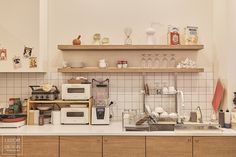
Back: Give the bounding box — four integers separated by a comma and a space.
37, 106, 52, 111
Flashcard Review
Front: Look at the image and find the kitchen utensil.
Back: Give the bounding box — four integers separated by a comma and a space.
29, 85, 60, 101
212, 80, 224, 112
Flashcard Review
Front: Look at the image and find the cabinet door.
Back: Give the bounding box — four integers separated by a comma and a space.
146, 136, 192, 157
19, 136, 59, 157
60, 136, 102, 157
0, 136, 17, 157
193, 137, 236, 157
103, 136, 145, 157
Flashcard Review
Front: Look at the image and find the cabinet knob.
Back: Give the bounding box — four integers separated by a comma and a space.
104, 139, 108, 143
187, 138, 192, 142
195, 139, 199, 143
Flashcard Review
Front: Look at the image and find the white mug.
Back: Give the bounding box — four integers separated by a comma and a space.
162, 87, 168, 94
168, 86, 176, 93
99, 59, 108, 68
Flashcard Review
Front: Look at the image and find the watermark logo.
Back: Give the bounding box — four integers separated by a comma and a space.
2, 136, 23, 156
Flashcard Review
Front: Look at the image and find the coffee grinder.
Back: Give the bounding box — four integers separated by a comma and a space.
91, 79, 110, 125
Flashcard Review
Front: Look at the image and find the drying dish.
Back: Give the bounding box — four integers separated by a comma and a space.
37, 106, 52, 111
0, 117, 26, 123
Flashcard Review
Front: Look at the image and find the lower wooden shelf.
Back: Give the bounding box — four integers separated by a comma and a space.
58, 67, 204, 73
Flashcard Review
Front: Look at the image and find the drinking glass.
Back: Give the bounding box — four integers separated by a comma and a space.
169, 54, 176, 67
141, 54, 147, 67
154, 54, 160, 67
161, 54, 168, 67
147, 54, 152, 67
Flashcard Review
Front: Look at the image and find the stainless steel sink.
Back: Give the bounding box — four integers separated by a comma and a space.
175, 124, 221, 131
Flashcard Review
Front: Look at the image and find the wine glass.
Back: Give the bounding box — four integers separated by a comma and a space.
169, 54, 176, 67
124, 27, 132, 45
141, 54, 147, 67
161, 54, 168, 68
154, 54, 160, 67
147, 54, 152, 67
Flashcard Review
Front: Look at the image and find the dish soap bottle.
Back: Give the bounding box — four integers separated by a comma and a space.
224, 109, 231, 128
219, 110, 225, 128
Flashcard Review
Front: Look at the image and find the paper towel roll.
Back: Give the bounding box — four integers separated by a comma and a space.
51, 111, 61, 125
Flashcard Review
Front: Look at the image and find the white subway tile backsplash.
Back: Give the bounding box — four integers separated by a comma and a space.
0, 72, 214, 121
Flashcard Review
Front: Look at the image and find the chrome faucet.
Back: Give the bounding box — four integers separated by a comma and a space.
196, 106, 203, 123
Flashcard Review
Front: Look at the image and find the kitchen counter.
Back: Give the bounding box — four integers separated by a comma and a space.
0, 121, 236, 136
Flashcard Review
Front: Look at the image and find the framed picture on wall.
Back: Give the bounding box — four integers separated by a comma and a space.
0, 48, 7, 60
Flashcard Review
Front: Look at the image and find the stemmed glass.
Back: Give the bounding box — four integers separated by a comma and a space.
154, 54, 160, 67
141, 54, 147, 67
169, 54, 176, 67
147, 54, 152, 67
161, 54, 168, 68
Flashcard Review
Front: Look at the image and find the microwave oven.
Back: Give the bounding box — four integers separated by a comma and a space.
62, 84, 91, 100
61, 107, 89, 124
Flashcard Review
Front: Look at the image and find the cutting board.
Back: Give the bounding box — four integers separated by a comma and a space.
212, 80, 224, 113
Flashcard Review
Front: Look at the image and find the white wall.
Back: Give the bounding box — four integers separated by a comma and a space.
48, 0, 213, 72
213, 0, 236, 108
0, 0, 39, 72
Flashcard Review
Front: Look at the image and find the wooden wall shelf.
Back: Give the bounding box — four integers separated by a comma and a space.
58, 67, 204, 73
57, 45, 204, 51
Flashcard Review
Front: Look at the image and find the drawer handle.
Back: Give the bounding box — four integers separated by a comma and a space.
195, 139, 199, 143
104, 139, 108, 143
188, 138, 192, 142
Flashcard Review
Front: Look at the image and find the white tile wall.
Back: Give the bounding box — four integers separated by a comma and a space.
0, 72, 214, 121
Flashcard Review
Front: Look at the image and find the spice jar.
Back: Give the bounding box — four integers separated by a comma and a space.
122, 61, 128, 68
117, 61, 122, 68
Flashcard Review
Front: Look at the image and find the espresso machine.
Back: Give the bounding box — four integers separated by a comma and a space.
91, 79, 110, 125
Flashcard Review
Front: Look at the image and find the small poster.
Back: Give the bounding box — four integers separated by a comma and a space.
13, 56, 22, 69
0, 48, 7, 60
29, 57, 37, 68
23, 46, 33, 58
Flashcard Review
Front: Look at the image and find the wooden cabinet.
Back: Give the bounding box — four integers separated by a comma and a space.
60, 136, 102, 157
103, 136, 145, 157
146, 136, 192, 157
0, 136, 17, 157
193, 137, 236, 157
20, 136, 59, 157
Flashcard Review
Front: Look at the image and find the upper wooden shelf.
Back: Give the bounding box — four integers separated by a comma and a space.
58, 67, 204, 73
57, 45, 204, 51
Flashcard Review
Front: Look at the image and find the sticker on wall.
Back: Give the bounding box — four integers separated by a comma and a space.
13, 56, 22, 69
29, 57, 37, 68
23, 46, 33, 58
0, 48, 7, 60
